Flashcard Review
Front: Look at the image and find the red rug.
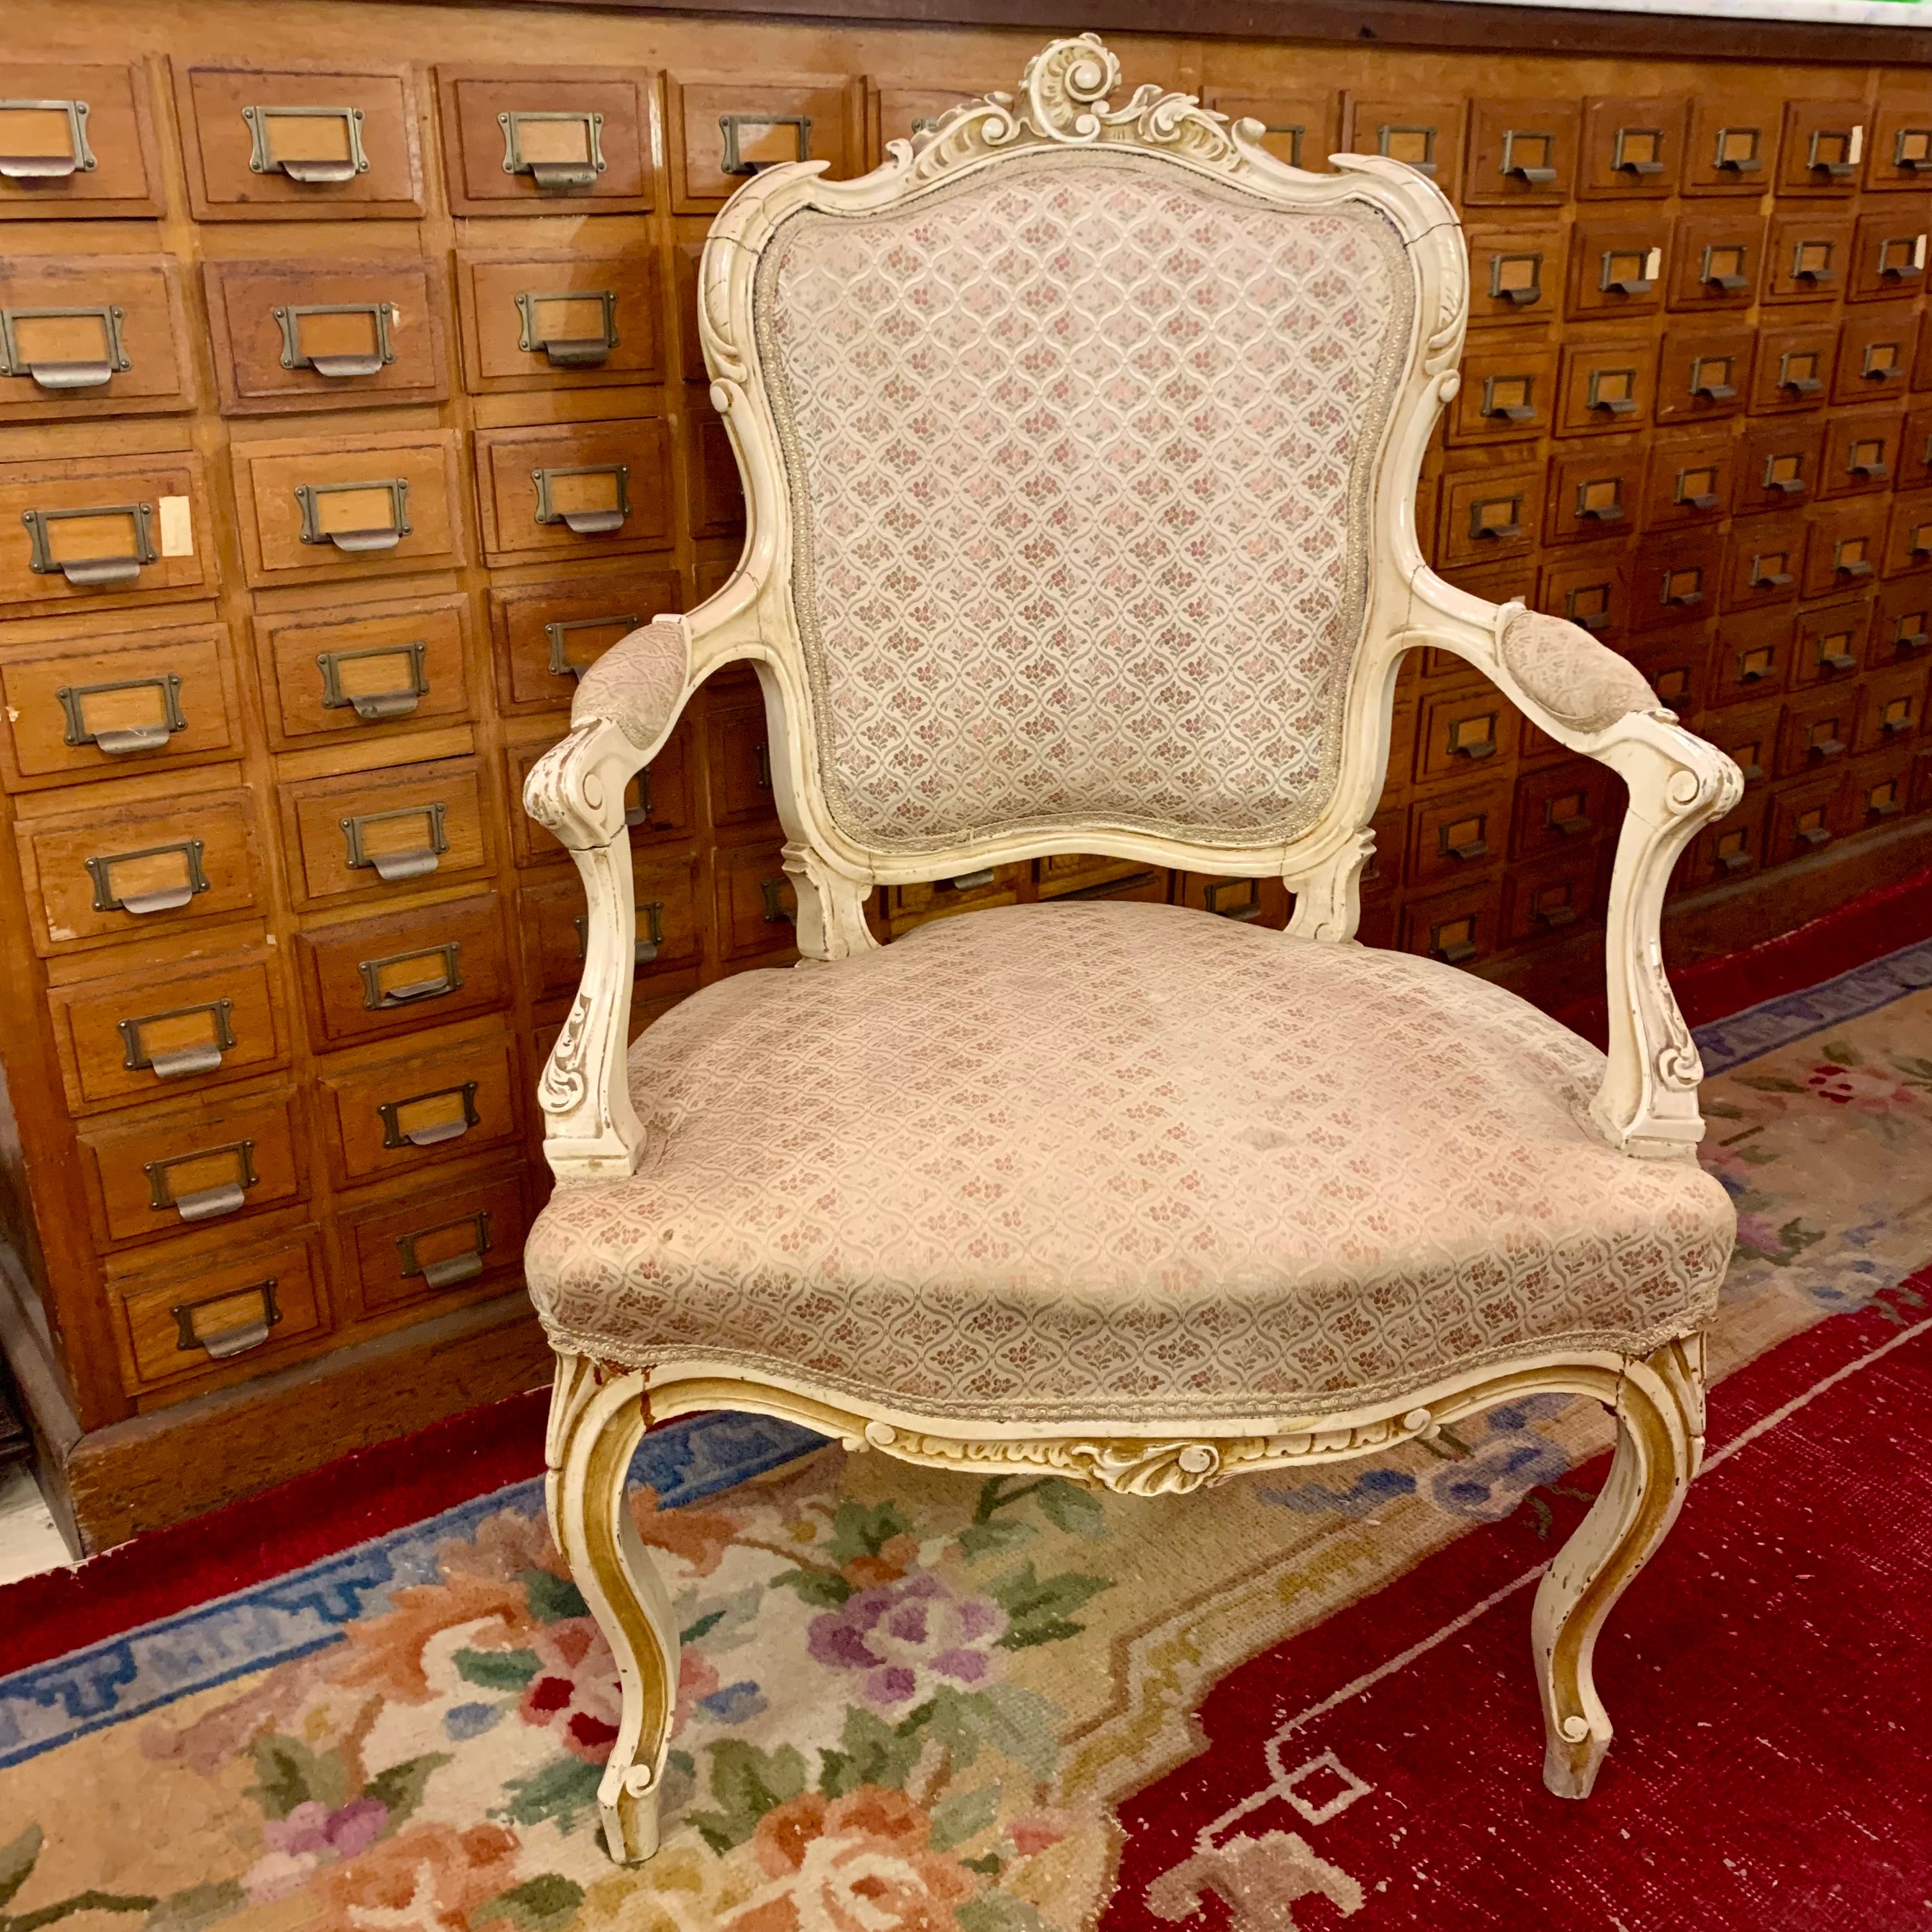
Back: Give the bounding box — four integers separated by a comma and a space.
1107, 1276, 1932, 1931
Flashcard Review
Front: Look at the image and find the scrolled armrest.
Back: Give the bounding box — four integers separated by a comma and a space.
1402, 576, 1743, 1160
569, 615, 691, 756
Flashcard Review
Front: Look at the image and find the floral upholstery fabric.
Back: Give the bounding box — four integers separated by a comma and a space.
525, 903, 1733, 1424
1496, 606, 1659, 734
572, 618, 687, 752
754, 155, 1413, 854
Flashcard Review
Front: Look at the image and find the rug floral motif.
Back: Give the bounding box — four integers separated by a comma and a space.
1, 945, 1928, 1932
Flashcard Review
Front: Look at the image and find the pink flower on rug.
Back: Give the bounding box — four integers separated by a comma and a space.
726, 1787, 977, 1932
1805, 1062, 1920, 1112
241, 1798, 390, 1901
518, 1618, 625, 1761
313, 1821, 521, 1929
806, 1575, 1007, 1712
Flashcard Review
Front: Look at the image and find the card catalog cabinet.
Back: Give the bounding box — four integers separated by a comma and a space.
1, 3, 1929, 1554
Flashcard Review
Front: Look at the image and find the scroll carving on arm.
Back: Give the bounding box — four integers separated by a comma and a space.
1401, 581, 1743, 1158
524, 617, 693, 1179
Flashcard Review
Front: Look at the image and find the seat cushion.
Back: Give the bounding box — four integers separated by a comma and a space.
525, 902, 1733, 1425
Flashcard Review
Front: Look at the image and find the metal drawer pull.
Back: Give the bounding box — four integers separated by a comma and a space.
1894, 129, 1932, 173
86, 837, 209, 916
172, 1278, 280, 1360
0, 98, 95, 179
397, 1211, 491, 1289
516, 288, 620, 367
576, 898, 663, 965
1818, 647, 1857, 673
379, 1079, 480, 1149
1479, 377, 1536, 424
318, 640, 429, 721
1809, 735, 1845, 760
532, 464, 629, 535
119, 998, 235, 1080
1598, 249, 1657, 297
546, 613, 638, 678
625, 767, 654, 828
1869, 787, 1904, 817
59, 672, 186, 755
1897, 629, 1931, 653
760, 877, 793, 924
0, 305, 129, 390
1499, 130, 1556, 185
243, 103, 369, 184
720, 114, 812, 176
145, 1138, 257, 1221
1806, 126, 1860, 180
175, 1181, 247, 1221
1718, 844, 1753, 872
359, 940, 463, 1009
1798, 823, 1833, 847
1430, 919, 1478, 964
275, 301, 396, 379
1376, 123, 1437, 176
1059, 869, 1158, 902
341, 801, 448, 882
22, 501, 156, 587
500, 109, 606, 193
1487, 253, 1542, 306
1781, 374, 1823, 396
295, 478, 411, 554
1445, 836, 1489, 862
1533, 899, 1579, 928
1612, 127, 1664, 176
1747, 564, 1792, 590
949, 869, 997, 891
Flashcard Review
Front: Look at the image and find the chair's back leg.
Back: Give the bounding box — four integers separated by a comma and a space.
1532, 1335, 1705, 1798
547, 1353, 681, 1863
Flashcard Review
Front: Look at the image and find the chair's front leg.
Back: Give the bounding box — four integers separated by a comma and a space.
546, 1354, 681, 1863
1532, 1335, 1704, 1797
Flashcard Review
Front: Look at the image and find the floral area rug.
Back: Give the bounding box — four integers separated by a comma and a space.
1, 937, 1929, 1932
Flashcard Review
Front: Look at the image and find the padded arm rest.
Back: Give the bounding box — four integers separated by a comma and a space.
569, 617, 692, 769
1403, 571, 1744, 1160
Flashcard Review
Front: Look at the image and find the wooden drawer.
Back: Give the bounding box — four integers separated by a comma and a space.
1626, 627, 1705, 717
522, 847, 700, 1001
1848, 213, 1928, 304
873, 81, 997, 151
1641, 431, 1733, 534
1834, 309, 1917, 408
203, 258, 448, 415
1565, 216, 1665, 321
1706, 611, 1794, 708
883, 862, 1027, 937
1630, 533, 1721, 632
1775, 98, 1867, 197
1511, 755, 1619, 861
1914, 742, 1932, 815
1501, 845, 1605, 949
1034, 855, 1167, 903
1463, 221, 1567, 329
0, 63, 163, 218
1537, 547, 1630, 641
1438, 463, 1541, 568
673, 241, 707, 383
1765, 770, 1851, 865
1543, 439, 1643, 545
1791, 599, 1873, 692
1577, 94, 1685, 200
280, 756, 493, 910
1683, 95, 1781, 197
1464, 98, 1579, 207
1748, 320, 1837, 413
1446, 339, 1555, 445
231, 427, 463, 588
317, 1020, 522, 1186
1866, 93, 1932, 192
507, 730, 686, 866
1339, 95, 1461, 185
1665, 212, 1763, 312
1764, 212, 1855, 303
1874, 572, 1932, 668
1733, 418, 1825, 516
342, 1166, 528, 1315
0, 448, 210, 610
1360, 804, 1406, 901
1855, 662, 1929, 755
49, 946, 286, 1112
256, 592, 472, 748
1414, 681, 1517, 783
78, 1082, 303, 1249
1172, 872, 1289, 928
705, 698, 781, 829
1851, 744, 1919, 827
1681, 791, 1769, 891
436, 66, 656, 214
1777, 689, 1858, 780
15, 786, 262, 956
456, 250, 661, 391
1654, 326, 1751, 426
1906, 404, 1932, 486
110, 1221, 328, 1398
296, 891, 510, 1050
0, 620, 239, 789
691, 410, 745, 537
1554, 336, 1655, 436
1404, 774, 1508, 893
716, 839, 799, 962
0, 255, 192, 423
1884, 493, 1932, 579
1398, 880, 1499, 968
473, 418, 671, 567
668, 72, 857, 211
1804, 498, 1887, 598
1720, 516, 1805, 614
489, 570, 682, 711
172, 59, 424, 220
1702, 696, 1783, 786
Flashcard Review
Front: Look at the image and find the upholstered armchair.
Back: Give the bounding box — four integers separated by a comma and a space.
523, 34, 1742, 1866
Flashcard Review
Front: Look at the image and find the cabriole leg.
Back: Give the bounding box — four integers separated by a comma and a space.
546, 1353, 680, 1864
1532, 1335, 1705, 1798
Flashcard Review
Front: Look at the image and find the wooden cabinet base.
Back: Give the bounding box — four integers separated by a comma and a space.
0, 1246, 549, 1555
